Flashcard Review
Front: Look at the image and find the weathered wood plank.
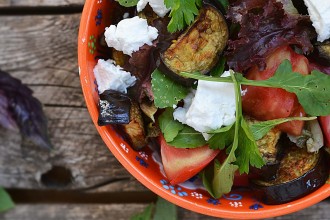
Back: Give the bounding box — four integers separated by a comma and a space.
0, 0, 84, 7
0, 15, 81, 87
0, 202, 329, 220
0, 14, 146, 191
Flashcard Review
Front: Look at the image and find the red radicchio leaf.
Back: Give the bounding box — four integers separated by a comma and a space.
0, 70, 52, 149
225, 0, 316, 72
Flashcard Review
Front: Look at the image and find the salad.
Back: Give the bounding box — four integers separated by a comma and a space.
93, 0, 330, 205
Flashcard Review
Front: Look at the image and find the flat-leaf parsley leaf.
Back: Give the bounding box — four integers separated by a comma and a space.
158, 108, 184, 142
164, 0, 202, 33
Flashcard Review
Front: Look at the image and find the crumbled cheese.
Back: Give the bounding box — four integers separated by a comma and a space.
137, 0, 170, 17
174, 71, 236, 139
104, 16, 158, 56
304, 0, 330, 42
93, 59, 136, 94
123, 12, 130, 19
287, 119, 324, 153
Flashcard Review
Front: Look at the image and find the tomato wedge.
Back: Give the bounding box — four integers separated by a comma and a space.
277, 100, 306, 136
160, 135, 219, 185
319, 116, 330, 148
242, 46, 309, 135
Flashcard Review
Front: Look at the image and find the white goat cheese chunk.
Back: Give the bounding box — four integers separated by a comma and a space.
174, 71, 236, 140
104, 16, 158, 56
304, 0, 330, 42
93, 59, 136, 94
137, 0, 170, 17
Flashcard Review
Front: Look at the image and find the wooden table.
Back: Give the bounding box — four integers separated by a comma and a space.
0, 1, 328, 219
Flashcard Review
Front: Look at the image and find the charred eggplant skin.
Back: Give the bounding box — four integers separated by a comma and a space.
158, 5, 229, 86
98, 90, 131, 126
252, 148, 329, 205
310, 41, 330, 66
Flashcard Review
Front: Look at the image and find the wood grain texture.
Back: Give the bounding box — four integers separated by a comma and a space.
0, 202, 329, 220
0, 0, 85, 7
0, 15, 146, 192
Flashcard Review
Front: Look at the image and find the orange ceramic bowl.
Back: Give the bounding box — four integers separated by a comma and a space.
78, 0, 330, 218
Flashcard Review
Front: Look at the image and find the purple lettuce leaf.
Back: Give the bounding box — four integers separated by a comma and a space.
0, 70, 52, 149
225, 0, 316, 72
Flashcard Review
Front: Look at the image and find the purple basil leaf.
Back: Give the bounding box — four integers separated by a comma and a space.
0, 70, 52, 149
0, 91, 17, 131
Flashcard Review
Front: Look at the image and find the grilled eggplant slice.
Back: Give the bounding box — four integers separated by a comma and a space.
158, 5, 229, 86
120, 101, 148, 150
252, 145, 329, 205
98, 90, 131, 125
246, 117, 282, 181
254, 127, 282, 181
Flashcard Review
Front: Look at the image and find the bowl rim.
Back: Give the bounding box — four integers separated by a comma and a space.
77, 0, 330, 218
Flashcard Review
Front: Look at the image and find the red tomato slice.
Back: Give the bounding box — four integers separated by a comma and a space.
242, 46, 309, 135
160, 135, 219, 185
319, 116, 330, 147
233, 172, 250, 187
277, 100, 306, 136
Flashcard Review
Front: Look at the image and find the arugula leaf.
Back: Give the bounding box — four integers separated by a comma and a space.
235, 117, 264, 174
202, 72, 240, 198
164, 0, 202, 33
158, 108, 184, 142
208, 123, 235, 150
168, 125, 206, 148
0, 187, 14, 213
202, 158, 238, 198
251, 117, 317, 141
153, 197, 177, 220
180, 60, 330, 116
151, 69, 189, 108
117, 0, 139, 7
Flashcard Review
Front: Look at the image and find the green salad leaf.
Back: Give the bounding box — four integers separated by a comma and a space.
130, 197, 177, 220
202, 158, 238, 198
168, 125, 206, 148
208, 123, 235, 150
250, 116, 317, 141
153, 197, 177, 220
202, 72, 240, 198
117, 0, 139, 7
0, 187, 14, 213
151, 69, 189, 108
165, 0, 202, 33
158, 108, 184, 142
158, 108, 206, 148
235, 117, 264, 174
210, 56, 226, 77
